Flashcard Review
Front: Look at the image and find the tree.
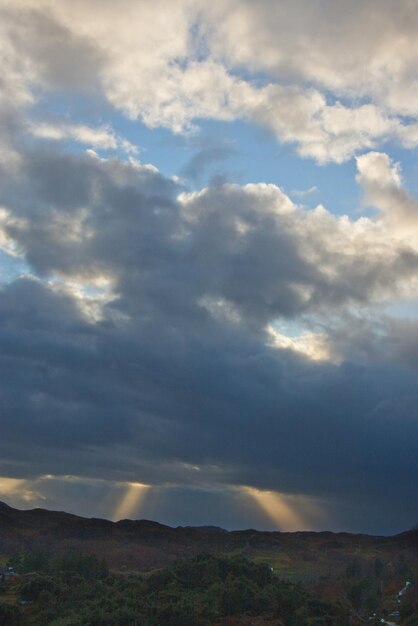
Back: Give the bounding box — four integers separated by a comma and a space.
0, 602, 23, 625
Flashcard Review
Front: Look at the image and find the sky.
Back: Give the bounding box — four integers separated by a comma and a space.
0, 0, 417, 535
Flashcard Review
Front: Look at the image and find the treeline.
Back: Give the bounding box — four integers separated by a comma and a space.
340, 554, 414, 613
0, 552, 357, 626
6, 549, 109, 579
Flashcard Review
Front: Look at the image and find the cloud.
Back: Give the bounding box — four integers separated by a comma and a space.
208, 0, 418, 115
2, 0, 418, 162
246, 91, 401, 163
0, 139, 416, 531
356, 151, 418, 237
29, 121, 138, 154
3, 148, 417, 327
0, 1, 417, 533
0, 4, 105, 92
180, 143, 236, 182
290, 186, 319, 199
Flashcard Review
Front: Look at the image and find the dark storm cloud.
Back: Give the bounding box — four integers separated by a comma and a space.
0, 145, 417, 532
0, 280, 417, 511
3, 149, 418, 324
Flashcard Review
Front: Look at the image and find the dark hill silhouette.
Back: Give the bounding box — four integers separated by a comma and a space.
0, 500, 417, 575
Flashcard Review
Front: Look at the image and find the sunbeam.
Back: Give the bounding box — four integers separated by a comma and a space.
0, 476, 44, 505
113, 482, 150, 521
244, 486, 326, 531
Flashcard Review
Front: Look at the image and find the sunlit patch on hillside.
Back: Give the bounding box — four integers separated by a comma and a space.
243, 486, 327, 531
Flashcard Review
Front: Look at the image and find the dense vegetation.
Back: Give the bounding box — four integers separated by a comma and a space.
0, 552, 356, 626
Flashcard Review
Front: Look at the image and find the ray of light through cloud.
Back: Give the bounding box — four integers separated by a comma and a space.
243, 487, 327, 532
112, 482, 151, 521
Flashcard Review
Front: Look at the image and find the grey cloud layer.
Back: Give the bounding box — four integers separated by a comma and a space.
0, 0, 417, 532
2, 150, 417, 322
0, 273, 417, 529
0, 145, 417, 531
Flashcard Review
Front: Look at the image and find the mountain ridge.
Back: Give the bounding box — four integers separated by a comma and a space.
2, 499, 417, 540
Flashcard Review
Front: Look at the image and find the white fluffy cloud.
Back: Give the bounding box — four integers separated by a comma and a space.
2, 0, 418, 162
356, 151, 418, 237
29, 121, 138, 154
208, 0, 418, 112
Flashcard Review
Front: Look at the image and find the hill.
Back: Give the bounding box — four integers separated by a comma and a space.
0, 501, 417, 624
0, 500, 416, 574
